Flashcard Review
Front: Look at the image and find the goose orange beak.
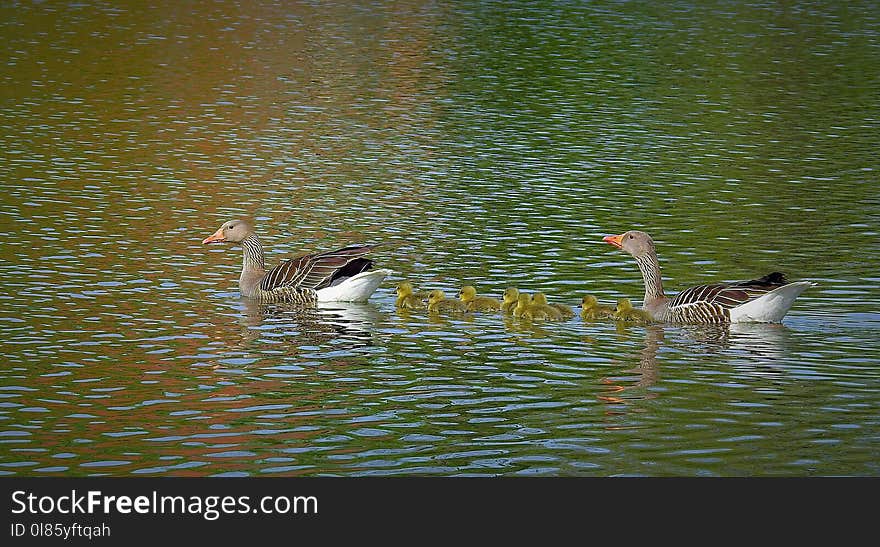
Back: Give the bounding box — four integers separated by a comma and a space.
603, 234, 624, 249
202, 228, 226, 244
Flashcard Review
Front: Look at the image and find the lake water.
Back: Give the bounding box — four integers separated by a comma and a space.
1, 0, 879, 476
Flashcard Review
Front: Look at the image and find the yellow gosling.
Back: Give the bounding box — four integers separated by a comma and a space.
458, 285, 502, 312
396, 282, 426, 310
613, 298, 654, 324
501, 287, 520, 314
427, 289, 469, 314
533, 292, 575, 320
581, 294, 616, 320
513, 293, 532, 318
532, 292, 563, 321
516, 293, 563, 320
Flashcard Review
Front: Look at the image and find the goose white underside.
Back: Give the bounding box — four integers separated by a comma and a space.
728, 281, 815, 323
316, 269, 392, 302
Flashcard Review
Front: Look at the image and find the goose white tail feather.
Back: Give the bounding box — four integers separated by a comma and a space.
729, 281, 815, 323
316, 269, 392, 302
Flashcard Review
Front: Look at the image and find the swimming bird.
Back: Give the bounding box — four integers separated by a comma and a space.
581, 295, 615, 320
458, 285, 502, 312
501, 288, 520, 314
396, 281, 426, 310
533, 292, 575, 319
427, 289, 469, 314
515, 293, 563, 320
202, 220, 390, 303
603, 230, 814, 323
513, 293, 531, 318
613, 298, 654, 324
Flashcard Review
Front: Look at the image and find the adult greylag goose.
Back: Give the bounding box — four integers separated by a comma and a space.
603, 230, 814, 323
202, 220, 391, 304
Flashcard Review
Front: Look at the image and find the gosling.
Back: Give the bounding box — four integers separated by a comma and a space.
515, 293, 563, 320
396, 281, 426, 310
458, 285, 502, 312
581, 295, 616, 320
501, 287, 520, 314
613, 298, 654, 324
427, 289, 469, 314
532, 292, 575, 320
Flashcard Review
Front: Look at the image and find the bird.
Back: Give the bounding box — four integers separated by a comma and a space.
501, 288, 520, 314
458, 285, 502, 312
613, 298, 654, 324
581, 295, 615, 320
603, 230, 815, 323
514, 293, 563, 320
395, 281, 426, 310
513, 293, 531, 318
426, 289, 469, 314
532, 292, 575, 319
202, 220, 391, 304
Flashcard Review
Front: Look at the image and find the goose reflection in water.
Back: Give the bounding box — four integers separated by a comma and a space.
599, 321, 795, 411
599, 325, 664, 408
234, 299, 386, 351
676, 322, 795, 379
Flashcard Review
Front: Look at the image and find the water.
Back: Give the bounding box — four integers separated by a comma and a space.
1, 0, 879, 476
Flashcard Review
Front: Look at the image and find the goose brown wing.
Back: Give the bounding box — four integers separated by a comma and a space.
259, 244, 378, 292
669, 272, 788, 310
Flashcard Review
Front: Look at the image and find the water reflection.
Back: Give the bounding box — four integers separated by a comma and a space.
676, 322, 791, 365
600, 321, 798, 408
235, 299, 385, 351
599, 325, 662, 409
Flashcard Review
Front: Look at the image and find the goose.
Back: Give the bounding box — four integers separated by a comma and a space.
532, 292, 575, 319
501, 288, 520, 314
514, 293, 563, 320
458, 285, 502, 312
581, 295, 615, 320
512, 293, 531, 318
613, 298, 654, 324
426, 289, 469, 314
202, 220, 391, 303
603, 230, 814, 323
396, 281, 426, 309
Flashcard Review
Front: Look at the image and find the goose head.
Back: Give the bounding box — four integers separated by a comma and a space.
458, 285, 477, 302
427, 290, 446, 305
502, 287, 519, 304
532, 293, 549, 306
616, 298, 635, 313
582, 295, 598, 308
396, 282, 415, 298
603, 230, 655, 258
203, 220, 254, 245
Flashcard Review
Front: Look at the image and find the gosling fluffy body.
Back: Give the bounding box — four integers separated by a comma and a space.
458, 285, 502, 312
427, 289, 469, 314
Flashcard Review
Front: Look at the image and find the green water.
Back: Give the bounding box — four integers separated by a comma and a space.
1, 1, 878, 476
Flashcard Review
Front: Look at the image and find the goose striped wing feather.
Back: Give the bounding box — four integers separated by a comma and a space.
667, 272, 788, 323
259, 244, 377, 292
